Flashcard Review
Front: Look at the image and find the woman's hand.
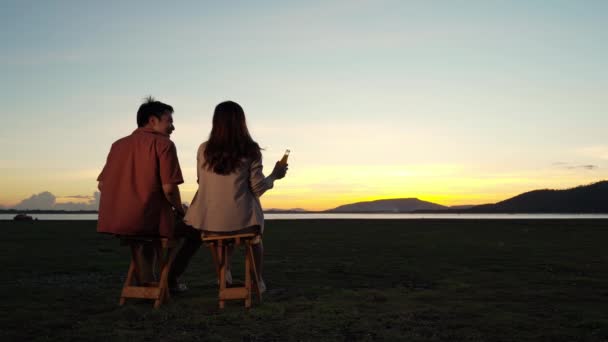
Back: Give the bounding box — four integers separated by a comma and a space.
271, 161, 288, 179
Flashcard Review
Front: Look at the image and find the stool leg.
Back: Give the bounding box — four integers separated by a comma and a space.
155, 244, 178, 308
153, 243, 163, 308
245, 248, 252, 308
208, 243, 221, 281
120, 257, 136, 306
218, 242, 226, 309
247, 244, 262, 303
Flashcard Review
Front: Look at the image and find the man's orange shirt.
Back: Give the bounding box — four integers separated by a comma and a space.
97, 128, 184, 237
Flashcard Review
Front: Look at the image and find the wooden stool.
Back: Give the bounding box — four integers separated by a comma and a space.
203, 233, 262, 309
119, 237, 178, 309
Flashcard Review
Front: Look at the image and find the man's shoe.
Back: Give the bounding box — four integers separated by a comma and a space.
169, 282, 189, 294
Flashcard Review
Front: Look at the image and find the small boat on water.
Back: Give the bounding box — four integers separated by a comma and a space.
13, 214, 33, 221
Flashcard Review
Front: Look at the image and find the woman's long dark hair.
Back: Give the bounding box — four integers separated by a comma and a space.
204, 101, 262, 174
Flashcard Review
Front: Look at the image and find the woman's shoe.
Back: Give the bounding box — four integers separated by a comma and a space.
218, 270, 233, 286
225, 269, 233, 285
257, 279, 266, 294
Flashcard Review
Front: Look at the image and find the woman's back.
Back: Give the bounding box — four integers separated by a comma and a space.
184, 100, 288, 293
184, 142, 272, 232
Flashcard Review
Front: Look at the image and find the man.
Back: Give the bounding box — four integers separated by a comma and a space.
97, 97, 200, 291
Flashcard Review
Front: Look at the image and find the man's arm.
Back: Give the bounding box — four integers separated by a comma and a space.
158, 140, 185, 217
97, 143, 114, 191
162, 183, 185, 217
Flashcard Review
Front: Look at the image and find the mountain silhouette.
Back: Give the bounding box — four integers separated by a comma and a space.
327, 198, 447, 213
467, 180, 608, 213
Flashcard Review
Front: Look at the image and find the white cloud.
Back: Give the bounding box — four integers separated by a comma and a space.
13, 191, 100, 210
553, 162, 600, 170
14, 192, 56, 210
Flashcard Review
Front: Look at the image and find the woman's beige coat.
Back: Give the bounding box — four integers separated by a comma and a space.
184, 142, 275, 233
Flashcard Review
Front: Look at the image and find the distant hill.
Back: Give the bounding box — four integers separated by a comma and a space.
327, 198, 447, 213
467, 181, 608, 213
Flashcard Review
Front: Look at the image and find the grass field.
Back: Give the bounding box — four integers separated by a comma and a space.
1, 219, 607, 341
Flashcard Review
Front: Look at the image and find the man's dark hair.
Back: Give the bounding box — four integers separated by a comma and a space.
136, 96, 174, 127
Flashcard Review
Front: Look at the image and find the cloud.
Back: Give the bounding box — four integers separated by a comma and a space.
62, 195, 94, 199
566, 164, 599, 170
13, 191, 100, 210
553, 162, 599, 170
13, 192, 56, 210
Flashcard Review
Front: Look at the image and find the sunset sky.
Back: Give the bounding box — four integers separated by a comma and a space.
1, 0, 607, 210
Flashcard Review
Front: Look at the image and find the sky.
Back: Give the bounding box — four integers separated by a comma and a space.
1, 0, 607, 210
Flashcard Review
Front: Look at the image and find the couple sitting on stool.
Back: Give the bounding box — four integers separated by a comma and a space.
97, 98, 288, 296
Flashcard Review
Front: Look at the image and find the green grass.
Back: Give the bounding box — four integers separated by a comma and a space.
1, 219, 607, 341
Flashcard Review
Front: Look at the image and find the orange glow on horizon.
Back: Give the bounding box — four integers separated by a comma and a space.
2, 163, 606, 211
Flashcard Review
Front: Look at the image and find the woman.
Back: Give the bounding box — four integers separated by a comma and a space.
184, 101, 288, 292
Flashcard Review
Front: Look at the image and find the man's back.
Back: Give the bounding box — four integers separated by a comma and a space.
97, 127, 183, 237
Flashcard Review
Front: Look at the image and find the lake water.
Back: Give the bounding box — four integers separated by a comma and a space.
2, 213, 608, 221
